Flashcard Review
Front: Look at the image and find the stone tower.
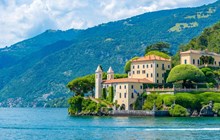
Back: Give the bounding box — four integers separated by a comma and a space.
107, 66, 114, 80
95, 65, 103, 98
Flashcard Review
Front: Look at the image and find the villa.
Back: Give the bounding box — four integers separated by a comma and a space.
95, 55, 171, 110
180, 49, 220, 67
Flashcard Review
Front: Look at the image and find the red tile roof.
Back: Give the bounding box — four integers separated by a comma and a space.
103, 78, 152, 84
131, 55, 171, 62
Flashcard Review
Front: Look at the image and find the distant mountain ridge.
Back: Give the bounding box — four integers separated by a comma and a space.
0, 0, 220, 107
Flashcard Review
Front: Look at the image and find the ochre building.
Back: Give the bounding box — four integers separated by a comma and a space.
95, 55, 171, 110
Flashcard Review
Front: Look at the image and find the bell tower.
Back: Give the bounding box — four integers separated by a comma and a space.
95, 65, 103, 98
107, 66, 114, 80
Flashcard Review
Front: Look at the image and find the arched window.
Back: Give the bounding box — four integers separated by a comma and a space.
124, 93, 127, 98
119, 93, 121, 98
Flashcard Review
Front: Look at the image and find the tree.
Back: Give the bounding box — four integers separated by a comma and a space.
107, 86, 114, 102
166, 64, 205, 88
145, 50, 170, 59
145, 42, 170, 55
67, 74, 95, 96
124, 57, 139, 73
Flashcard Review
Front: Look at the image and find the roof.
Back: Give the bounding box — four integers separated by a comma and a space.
131, 55, 171, 62
180, 49, 220, 56
107, 66, 114, 73
103, 78, 152, 84
95, 65, 102, 72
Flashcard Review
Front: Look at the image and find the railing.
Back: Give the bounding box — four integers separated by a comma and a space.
146, 87, 174, 92
146, 88, 220, 92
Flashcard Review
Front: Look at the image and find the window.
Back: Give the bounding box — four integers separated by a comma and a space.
151, 73, 153, 77
131, 93, 134, 98
157, 80, 159, 83
137, 70, 140, 74
143, 65, 145, 68
119, 85, 121, 89
168, 65, 170, 69
124, 85, 126, 89
119, 93, 121, 98
162, 73, 164, 77
146, 64, 148, 68
142, 70, 146, 74
184, 59, 187, 64
124, 93, 127, 98
140, 85, 143, 89
146, 73, 148, 77
137, 65, 139, 69
162, 64, 165, 70
133, 65, 135, 69
131, 85, 134, 89
198, 60, 200, 65
215, 61, 217, 65
151, 64, 153, 68
193, 59, 195, 64
157, 73, 159, 77
219, 62, 220, 66
133, 71, 135, 74
157, 64, 159, 68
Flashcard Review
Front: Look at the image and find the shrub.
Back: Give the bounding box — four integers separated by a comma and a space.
169, 104, 189, 117
107, 86, 114, 102
213, 103, 220, 116
143, 93, 158, 110
68, 96, 83, 114
162, 95, 176, 106
102, 88, 107, 99
167, 64, 205, 88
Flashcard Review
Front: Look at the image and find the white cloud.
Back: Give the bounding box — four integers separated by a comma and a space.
0, 0, 217, 48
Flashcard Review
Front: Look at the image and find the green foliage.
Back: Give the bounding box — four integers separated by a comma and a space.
143, 93, 158, 110
169, 104, 189, 117
68, 96, 107, 115
67, 74, 95, 96
175, 93, 201, 111
200, 67, 216, 84
145, 51, 170, 59
114, 73, 128, 79
101, 88, 107, 99
68, 96, 83, 114
167, 64, 205, 88
124, 57, 139, 73
213, 103, 220, 115
180, 21, 220, 53
107, 86, 114, 103
145, 42, 170, 55
162, 94, 176, 106
134, 92, 147, 110
199, 92, 220, 105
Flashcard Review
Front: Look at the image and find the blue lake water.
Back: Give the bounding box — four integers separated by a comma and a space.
0, 108, 220, 140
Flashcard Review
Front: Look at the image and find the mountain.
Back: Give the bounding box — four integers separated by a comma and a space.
1, 1, 220, 107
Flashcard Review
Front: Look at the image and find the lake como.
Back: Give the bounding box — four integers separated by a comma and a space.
0, 108, 220, 140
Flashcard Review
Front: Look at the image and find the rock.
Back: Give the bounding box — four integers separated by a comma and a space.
199, 101, 214, 117
191, 110, 199, 117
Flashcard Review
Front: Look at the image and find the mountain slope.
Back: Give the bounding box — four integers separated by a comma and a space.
1, 1, 220, 107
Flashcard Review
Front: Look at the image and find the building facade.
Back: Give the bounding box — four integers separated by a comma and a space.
180, 49, 220, 67
95, 55, 171, 110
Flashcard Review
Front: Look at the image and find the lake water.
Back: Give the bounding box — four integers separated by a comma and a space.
0, 108, 220, 140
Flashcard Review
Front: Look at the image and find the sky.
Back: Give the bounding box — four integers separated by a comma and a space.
0, 0, 217, 48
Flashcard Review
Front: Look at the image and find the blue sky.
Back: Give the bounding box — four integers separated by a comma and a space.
0, 0, 217, 48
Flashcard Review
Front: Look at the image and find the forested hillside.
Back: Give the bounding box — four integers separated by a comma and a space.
0, 1, 220, 107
